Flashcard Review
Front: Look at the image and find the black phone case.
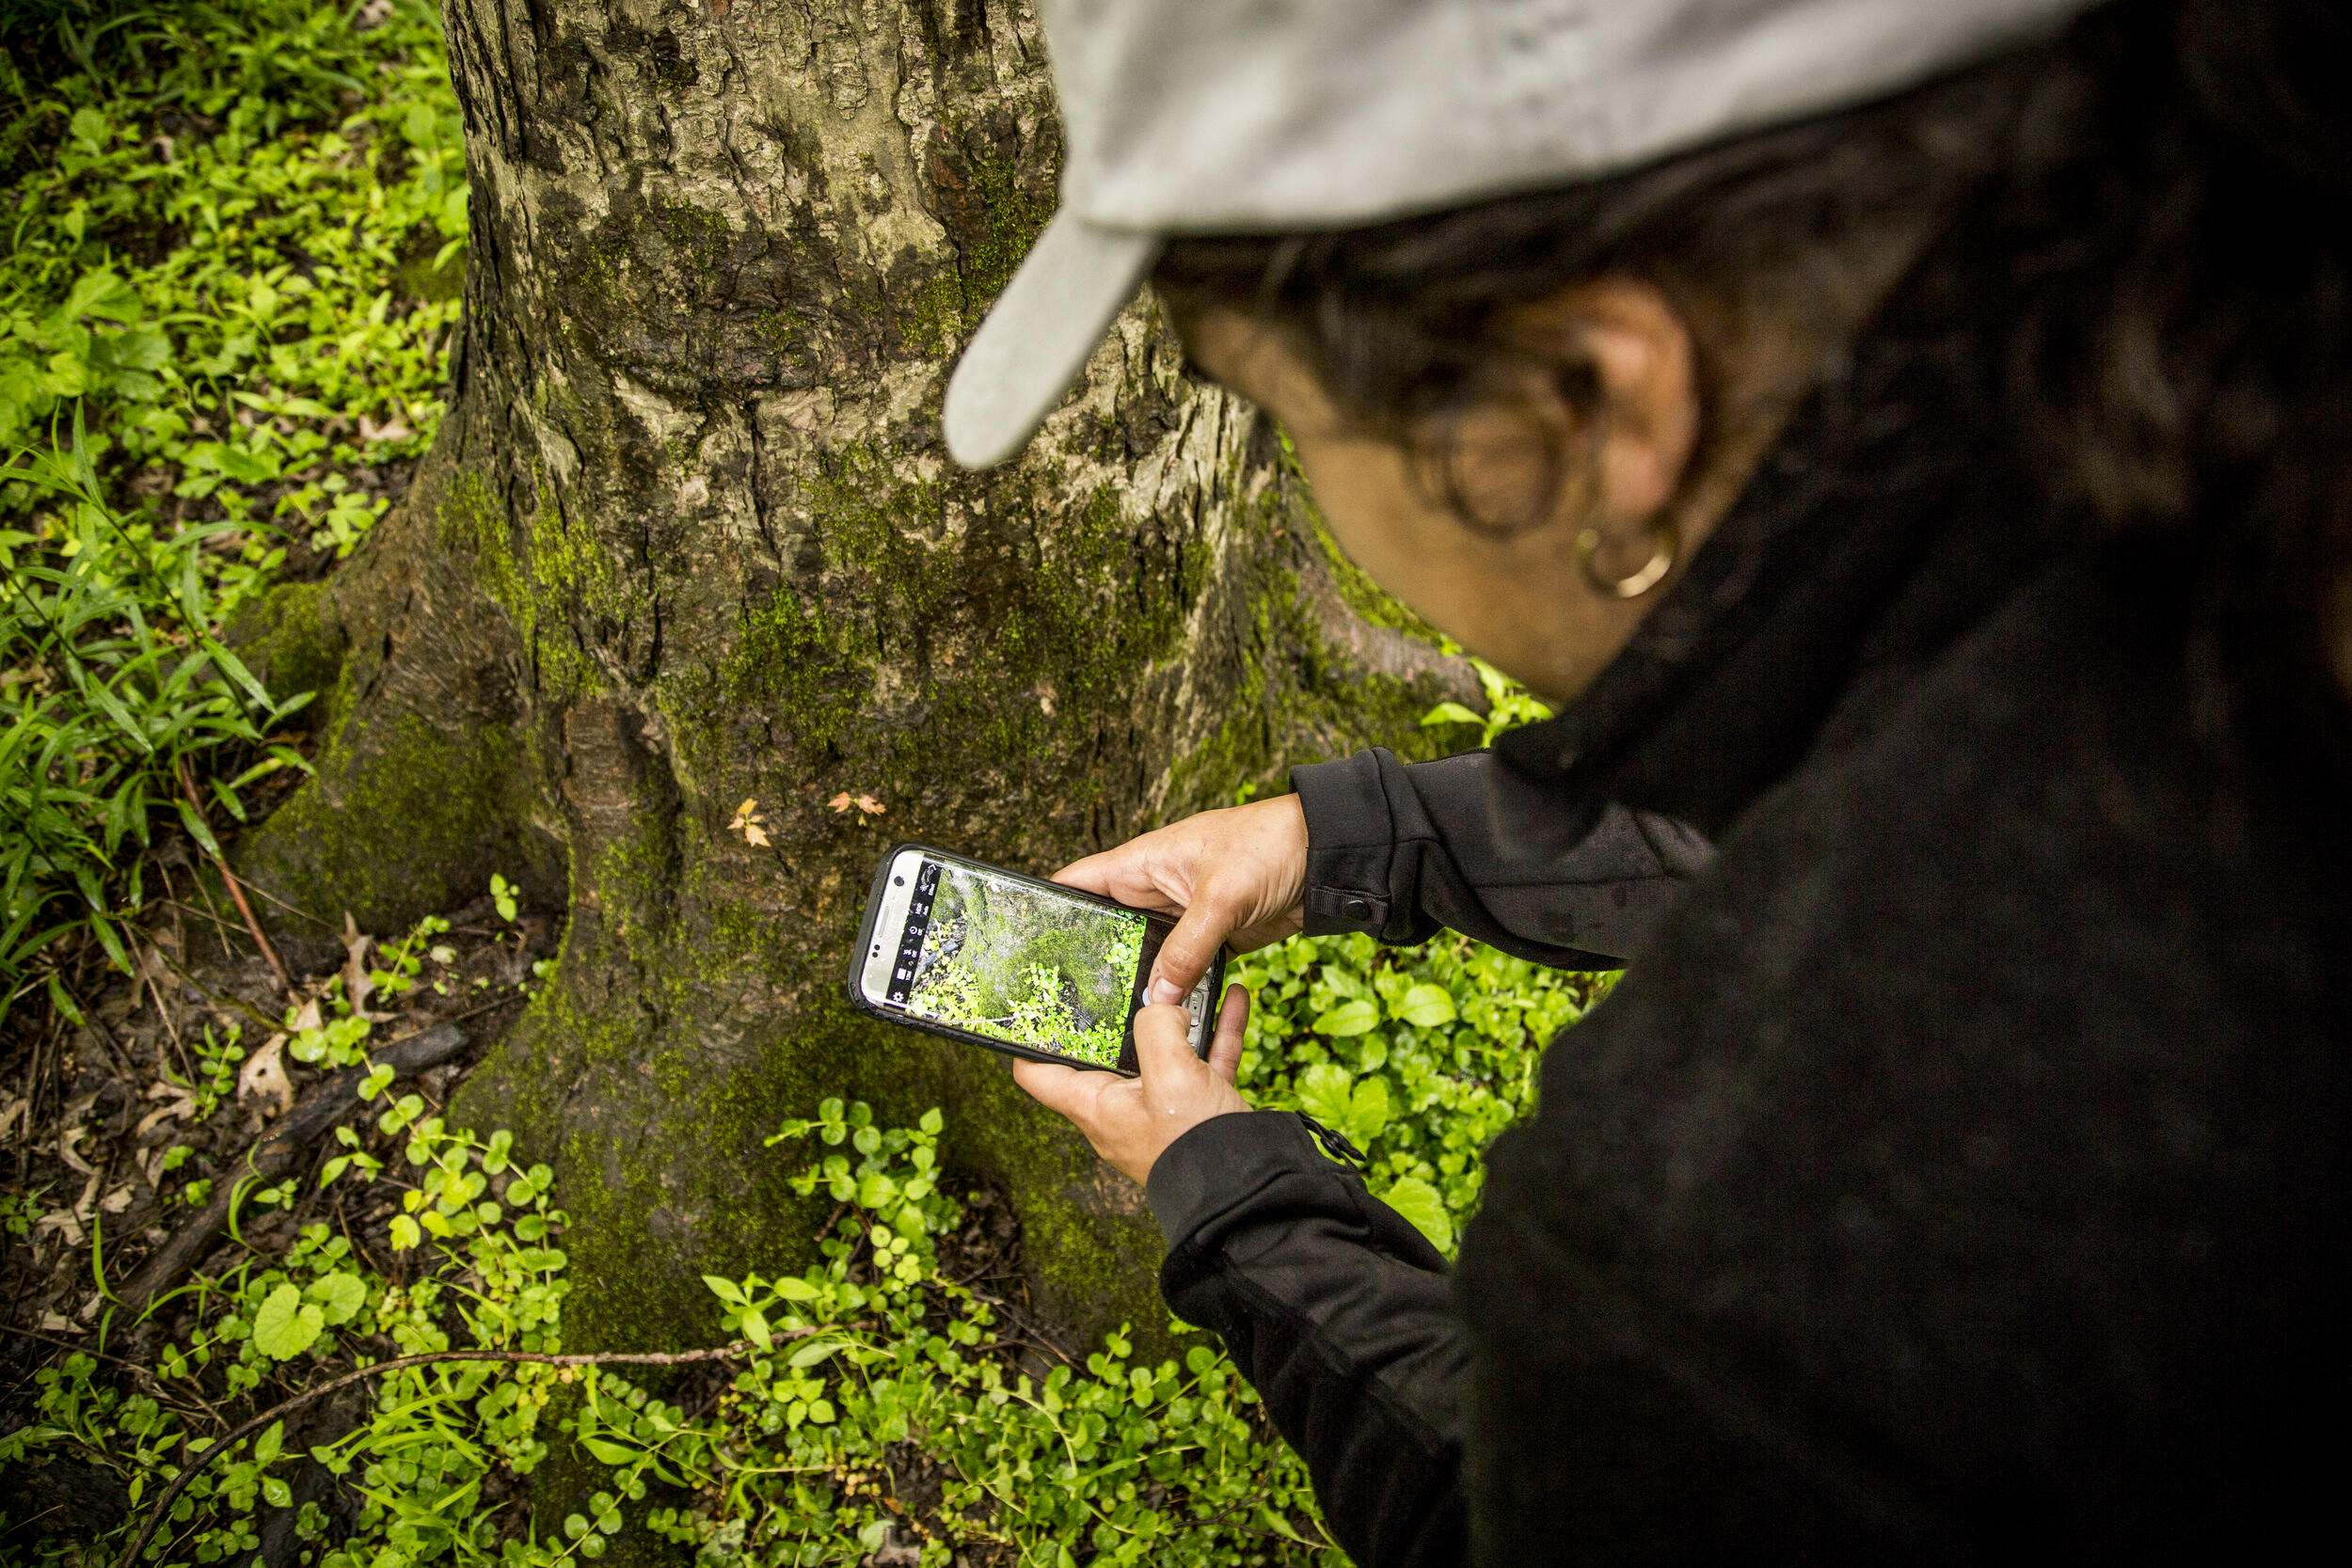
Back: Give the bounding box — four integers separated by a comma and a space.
847, 841, 1223, 1076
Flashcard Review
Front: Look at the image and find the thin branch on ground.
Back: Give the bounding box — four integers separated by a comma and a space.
173, 757, 292, 1000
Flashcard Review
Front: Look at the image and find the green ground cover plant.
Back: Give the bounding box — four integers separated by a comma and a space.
2, 1067, 1339, 1565
4, 847, 1602, 1563
0, 0, 465, 1017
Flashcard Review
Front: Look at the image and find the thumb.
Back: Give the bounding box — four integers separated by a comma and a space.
1132, 1003, 1206, 1090
1012, 1056, 1094, 1118
1147, 896, 1231, 1006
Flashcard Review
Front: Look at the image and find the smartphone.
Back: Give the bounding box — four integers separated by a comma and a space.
848, 843, 1222, 1073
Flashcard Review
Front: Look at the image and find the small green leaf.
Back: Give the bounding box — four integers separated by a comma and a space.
701, 1274, 746, 1307
738, 1306, 771, 1350
252, 1284, 324, 1360
1420, 700, 1484, 728
1311, 999, 1379, 1037
787, 1338, 837, 1370
306, 1272, 366, 1325
1395, 983, 1457, 1028
771, 1275, 819, 1302
579, 1435, 638, 1465
1295, 1063, 1353, 1128
1379, 1177, 1454, 1254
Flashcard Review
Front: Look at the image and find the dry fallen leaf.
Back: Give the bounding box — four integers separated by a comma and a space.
342, 912, 377, 1019
359, 413, 415, 445
35, 1211, 85, 1248
57, 1125, 96, 1178
239, 1032, 294, 1117
134, 1091, 197, 1141
854, 794, 885, 816
101, 1185, 134, 1213
827, 792, 852, 814
39, 1309, 73, 1333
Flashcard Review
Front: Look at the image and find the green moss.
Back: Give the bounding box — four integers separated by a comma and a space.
436, 468, 647, 700
222, 578, 349, 703
647, 193, 732, 261
898, 122, 1054, 356
660, 449, 1184, 805
234, 705, 546, 935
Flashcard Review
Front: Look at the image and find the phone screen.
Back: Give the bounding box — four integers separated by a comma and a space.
883, 858, 1161, 1069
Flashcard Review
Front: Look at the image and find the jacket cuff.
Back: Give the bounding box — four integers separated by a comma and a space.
1145, 1111, 1330, 1248
1289, 750, 1399, 938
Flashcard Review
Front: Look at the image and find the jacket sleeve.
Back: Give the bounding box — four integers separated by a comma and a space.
1149, 1110, 1469, 1568
1289, 747, 1711, 967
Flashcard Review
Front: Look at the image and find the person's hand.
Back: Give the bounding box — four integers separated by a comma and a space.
1013, 987, 1251, 1184
1052, 795, 1308, 1007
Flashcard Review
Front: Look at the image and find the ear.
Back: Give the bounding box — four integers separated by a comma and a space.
1514, 277, 1700, 533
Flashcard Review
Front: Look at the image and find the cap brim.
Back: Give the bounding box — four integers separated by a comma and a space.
943, 214, 1161, 470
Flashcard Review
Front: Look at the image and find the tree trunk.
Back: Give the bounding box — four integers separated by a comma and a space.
233, 0, 1468, 1355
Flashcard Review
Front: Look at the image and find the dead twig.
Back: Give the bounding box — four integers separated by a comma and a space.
116, 1339, 774, 1568
173, 758, 292, 1001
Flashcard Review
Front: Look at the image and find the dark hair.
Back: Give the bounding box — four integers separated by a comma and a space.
1152, 0, 2352, 775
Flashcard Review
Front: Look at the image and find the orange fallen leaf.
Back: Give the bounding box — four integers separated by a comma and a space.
827, 792, 853, 814
854, 794, 885, 816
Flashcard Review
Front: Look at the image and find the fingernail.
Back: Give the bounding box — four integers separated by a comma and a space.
1148, 977, 1183, 1006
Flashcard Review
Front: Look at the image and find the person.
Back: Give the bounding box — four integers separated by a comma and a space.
942, 0, 2349, 1560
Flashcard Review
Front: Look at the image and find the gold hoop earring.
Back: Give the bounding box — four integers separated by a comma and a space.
1574, 515, 1679, 601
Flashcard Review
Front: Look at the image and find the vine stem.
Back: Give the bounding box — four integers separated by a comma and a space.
116, 1338, 783, 1568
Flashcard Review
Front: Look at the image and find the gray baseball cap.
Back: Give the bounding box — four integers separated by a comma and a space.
943, 0, 2096, 470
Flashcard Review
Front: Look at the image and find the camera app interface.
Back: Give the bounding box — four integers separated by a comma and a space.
886, 861, 1148, 1069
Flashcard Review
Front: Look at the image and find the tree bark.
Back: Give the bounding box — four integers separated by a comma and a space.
233, 0, 1469, 1355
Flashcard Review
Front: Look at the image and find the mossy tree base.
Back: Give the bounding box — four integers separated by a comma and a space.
250, 0, 1477, 1382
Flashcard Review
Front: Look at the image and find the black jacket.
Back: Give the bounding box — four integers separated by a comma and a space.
1141, 115, 2349, 1567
